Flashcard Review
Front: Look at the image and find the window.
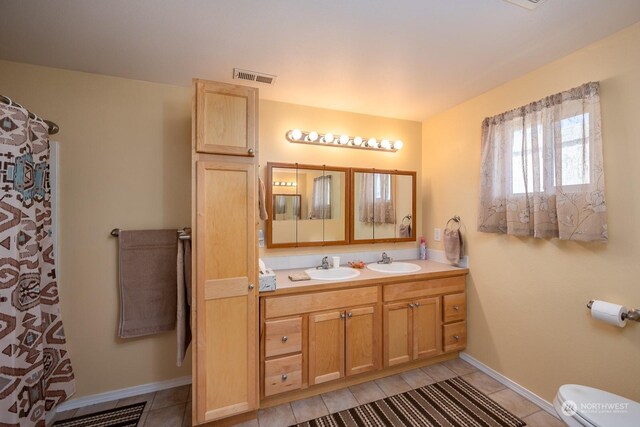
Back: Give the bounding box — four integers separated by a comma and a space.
479, 82, 607, 242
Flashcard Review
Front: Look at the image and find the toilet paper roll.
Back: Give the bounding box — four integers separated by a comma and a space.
590, 300, 627, 327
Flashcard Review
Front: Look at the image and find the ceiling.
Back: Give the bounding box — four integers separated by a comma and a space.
1, 0, 640, 121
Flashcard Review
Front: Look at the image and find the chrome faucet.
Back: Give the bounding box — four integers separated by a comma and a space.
377, 252, 392, 264
316, 256, 330, 269
378, 252, 393, 264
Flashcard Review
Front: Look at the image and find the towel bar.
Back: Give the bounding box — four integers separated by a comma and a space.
110, 228, 192, 241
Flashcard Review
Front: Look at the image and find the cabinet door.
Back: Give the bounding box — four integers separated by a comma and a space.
383, 302, 412, 367
308, 310, 345, 385
195, 80, 257, 156
345, 306, 380, 376
412, 297, 441, 360
194, 159, 257, 423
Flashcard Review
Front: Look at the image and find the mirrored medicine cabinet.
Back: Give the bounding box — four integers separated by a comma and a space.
266, 163, 416, 248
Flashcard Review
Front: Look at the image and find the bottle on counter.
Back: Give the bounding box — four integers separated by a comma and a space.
419, 236, 427, 260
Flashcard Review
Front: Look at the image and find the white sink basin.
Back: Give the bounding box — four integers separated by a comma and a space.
366, 262, 422, 274
305, 267, 361, 281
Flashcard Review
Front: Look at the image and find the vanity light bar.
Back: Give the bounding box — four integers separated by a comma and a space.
286, 129, 403, 152
273, 181, 297, 187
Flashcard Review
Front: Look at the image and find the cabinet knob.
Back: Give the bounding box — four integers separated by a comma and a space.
453, 335, 460, 341
408, 303, 415, 308
415, 302, 420, 307
281, 373, 288, 381
453, 305, 460, 311
281, 336, 288, 343
340, 312, 346, 319
347, 312, 353, 318
248, 284, 254, 290
248, 148, 255, 156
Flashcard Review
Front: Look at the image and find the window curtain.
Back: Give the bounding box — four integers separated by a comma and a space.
309, 175, 331, 219
0, 101, 75, 425
359, 173, 396, 224
478, 82, 607, 242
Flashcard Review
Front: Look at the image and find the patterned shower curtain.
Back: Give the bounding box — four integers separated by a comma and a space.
0, 101, 75, 425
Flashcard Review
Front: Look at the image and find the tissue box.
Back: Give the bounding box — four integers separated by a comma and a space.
259, 268, 277, 292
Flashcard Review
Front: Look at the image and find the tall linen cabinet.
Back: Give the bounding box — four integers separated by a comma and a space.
191, 79, 259, 424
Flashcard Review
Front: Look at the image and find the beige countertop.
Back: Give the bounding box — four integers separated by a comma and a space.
262, 259, 468, 296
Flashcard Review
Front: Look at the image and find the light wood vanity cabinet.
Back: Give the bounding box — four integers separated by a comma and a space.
192, 80, 259, 424
259, 271, 466, 404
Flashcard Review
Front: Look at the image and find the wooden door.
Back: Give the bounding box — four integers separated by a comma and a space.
345, 306, 380, 376
194, 159, 257, 423
383, 302, 412, 367
308, 310, 345, 385
194, 80, 257, 156
412, 297, 441, 360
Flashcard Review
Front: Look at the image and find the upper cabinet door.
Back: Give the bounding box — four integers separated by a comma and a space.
194, 80, 258, 157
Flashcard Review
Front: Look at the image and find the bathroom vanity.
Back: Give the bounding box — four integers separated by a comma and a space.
259, 260, 468, 407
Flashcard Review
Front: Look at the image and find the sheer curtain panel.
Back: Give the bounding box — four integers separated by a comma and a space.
478, 82, 607, 242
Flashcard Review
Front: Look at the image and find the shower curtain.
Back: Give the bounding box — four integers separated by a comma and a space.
0, 102, 75, 425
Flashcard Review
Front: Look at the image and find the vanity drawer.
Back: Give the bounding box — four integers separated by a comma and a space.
443, 293, 466, 323
443, 322, 466, 353
383, 276, 465, 302
265, 317, 302, 357
265, 287, 378, 318
264, 354, 302, 397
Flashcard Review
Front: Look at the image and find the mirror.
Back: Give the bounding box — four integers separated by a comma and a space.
351, 169, 416, 243
267, 163, 349, 247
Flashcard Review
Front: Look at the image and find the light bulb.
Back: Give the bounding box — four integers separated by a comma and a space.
353, 136, 363, 146
323, 133, 334, 143
290, 129, 302, 140
367, 138, 378, 148
308, 131, 319, 142
381, 139, 391, 149
394, 140, 403, 150
339, 134, 349, 145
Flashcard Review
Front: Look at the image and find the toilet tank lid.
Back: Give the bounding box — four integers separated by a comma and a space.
558, 384, 640, 427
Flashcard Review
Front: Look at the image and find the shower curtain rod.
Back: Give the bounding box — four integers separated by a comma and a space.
0, 94, 59, 135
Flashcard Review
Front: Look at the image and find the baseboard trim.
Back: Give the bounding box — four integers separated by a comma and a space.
459, 352, 558, 418
54, 376, 192, 413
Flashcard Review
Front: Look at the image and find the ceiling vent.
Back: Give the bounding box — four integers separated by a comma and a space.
503, 0, 547, 10
233, 68, 277, 85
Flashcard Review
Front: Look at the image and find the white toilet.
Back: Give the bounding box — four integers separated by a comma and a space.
554, 384, 640, 427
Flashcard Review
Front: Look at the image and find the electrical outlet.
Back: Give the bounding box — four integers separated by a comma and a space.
434, 228, 442, 242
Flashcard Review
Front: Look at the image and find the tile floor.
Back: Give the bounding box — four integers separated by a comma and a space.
52, 359, 564, 427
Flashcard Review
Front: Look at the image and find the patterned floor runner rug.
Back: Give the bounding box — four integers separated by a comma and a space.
292, 377, 526, 427
53, 402, 146, 427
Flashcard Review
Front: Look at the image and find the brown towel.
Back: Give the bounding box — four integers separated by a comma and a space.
444, 227, 464, 266
118, 230, 177, 338
176, 238, 192, 366
258, 178, 268, 220
288, 272, 311, 282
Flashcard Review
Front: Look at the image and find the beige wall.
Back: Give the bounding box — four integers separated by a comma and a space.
0, 60, 193, 397
0, 60, 421, 398
260, 100, 422, 257
422, 23, 640, 402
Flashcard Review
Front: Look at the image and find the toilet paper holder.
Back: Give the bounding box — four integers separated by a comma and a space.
587, 300, 640, 322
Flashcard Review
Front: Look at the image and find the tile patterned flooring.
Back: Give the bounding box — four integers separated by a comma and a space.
52, 359, 564, 427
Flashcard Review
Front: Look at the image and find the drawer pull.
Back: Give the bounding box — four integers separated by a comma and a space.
453, 335, 460, 341
281, 373, 288, 381
453, 305, 460, 311
281, 335, 288, 343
